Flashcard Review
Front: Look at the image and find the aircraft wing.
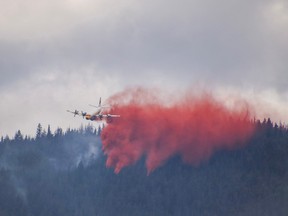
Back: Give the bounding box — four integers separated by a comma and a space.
102, 114, 120, 118
67, 110, 80, 116
67, 110, 88, 118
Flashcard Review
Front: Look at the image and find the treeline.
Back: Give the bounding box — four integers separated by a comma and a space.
0, 119, 288, 216
1, 123, 102, 143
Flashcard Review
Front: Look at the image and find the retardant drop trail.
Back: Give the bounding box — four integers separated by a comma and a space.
101, 87, 255, 174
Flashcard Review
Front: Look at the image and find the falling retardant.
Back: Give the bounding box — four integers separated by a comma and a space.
101, 87, 255, 174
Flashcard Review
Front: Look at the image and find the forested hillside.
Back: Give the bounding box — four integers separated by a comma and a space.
0, 119, 288, 216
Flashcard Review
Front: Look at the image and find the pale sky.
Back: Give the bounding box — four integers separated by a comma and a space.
1, 0, 288, 137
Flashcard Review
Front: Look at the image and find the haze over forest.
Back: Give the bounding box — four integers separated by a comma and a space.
0, 118, 288, 216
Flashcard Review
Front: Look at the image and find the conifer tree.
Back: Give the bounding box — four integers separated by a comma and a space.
14, 130, 23, 141
47, 125, 53, 140
36, 123, 42, 140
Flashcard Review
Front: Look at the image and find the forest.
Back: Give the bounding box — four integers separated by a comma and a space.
0, 119, 288, 216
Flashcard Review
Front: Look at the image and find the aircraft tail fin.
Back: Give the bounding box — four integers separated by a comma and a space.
99, 97, 101, 106
89, 97, 110, 109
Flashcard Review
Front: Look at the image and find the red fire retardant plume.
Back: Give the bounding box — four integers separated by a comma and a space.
101, 88, 255, 174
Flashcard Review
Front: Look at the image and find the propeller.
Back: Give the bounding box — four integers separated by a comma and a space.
81, 111, 87, 118
73, 110, 79, 117
67, 109, 79, 117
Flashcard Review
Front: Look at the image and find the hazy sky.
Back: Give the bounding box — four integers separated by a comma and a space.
1, 0, 288, 137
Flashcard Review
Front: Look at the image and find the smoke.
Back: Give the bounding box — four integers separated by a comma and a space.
101, 87, 255, 174
0, 130, 101, 204
50, 132, 101, 170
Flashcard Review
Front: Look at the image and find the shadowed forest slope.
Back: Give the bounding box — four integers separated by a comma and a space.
0, 119, 288, 216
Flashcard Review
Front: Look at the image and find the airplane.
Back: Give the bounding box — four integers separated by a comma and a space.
67, 97, 120, 123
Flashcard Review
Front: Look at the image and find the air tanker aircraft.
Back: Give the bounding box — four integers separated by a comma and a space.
67, 97, 120, 123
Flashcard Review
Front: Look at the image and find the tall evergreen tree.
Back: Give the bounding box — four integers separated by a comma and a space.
36, 123, 42, 140
47, 125, 53, 140
14, 130, 23, 141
